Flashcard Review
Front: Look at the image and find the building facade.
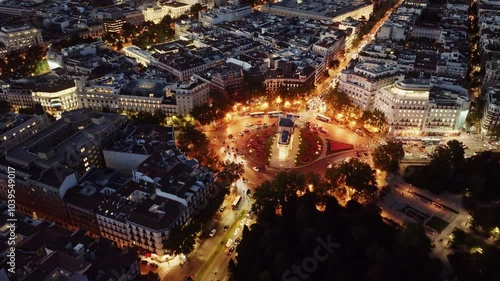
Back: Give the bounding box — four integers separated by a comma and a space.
0, 25, 43, 52
374, 79, 469, 136
339, 61, 400, 111
481, 86, 500, 135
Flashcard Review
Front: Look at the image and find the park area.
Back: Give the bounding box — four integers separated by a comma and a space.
296, 129, 322, 165
246, 128, 277, 165
326, 139, 354, 155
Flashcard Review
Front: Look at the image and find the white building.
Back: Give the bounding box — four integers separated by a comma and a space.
174, 78, 210, 116
436, 51, 468, 78
339, 61, 401, 111
199, 5, 252, 26
481, 87, 500, 135
0, 25, 43, 52
376, 21, 408, 41
374, 79, 469, 136
139, 2, 191, 24
77, 75, 179, 116
31, 80, 79, 118
484, 60, 500, 84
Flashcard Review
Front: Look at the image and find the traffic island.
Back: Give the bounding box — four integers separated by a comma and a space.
295, 129, 323, 166
246, 128, 277, 165
326, 139, 354, 155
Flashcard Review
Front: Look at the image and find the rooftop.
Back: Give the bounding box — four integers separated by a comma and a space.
127, 196, 185, 231
105, 125, 175, 155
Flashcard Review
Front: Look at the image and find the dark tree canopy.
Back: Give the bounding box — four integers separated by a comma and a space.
232, 172, 442, 281
372, 140, 404, 173
134, 272, 160, 281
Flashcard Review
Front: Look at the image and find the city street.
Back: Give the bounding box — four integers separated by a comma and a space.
161, 187, 252, 281
162, 1, 410, 280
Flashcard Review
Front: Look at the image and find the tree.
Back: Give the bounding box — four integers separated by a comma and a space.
191, 103, 214, 126
361, 109, 386, 130
189, 3, 204, 17
325, 86, 352, 113
0, 100, 11, 113
372, 140, 404, 173
134, 272, 160, 281
429, 140, 465, 180
326, 158, 378, 201
163, 222, 198, 256
218, 160, 244, 186
177, 125, 209, 155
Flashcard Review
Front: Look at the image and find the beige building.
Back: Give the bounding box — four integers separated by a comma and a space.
339, 61, 400, 111
174, 78, 210, 116
31, 80, 79, 118
374, 79, 470, 136
0, 25, 43, 52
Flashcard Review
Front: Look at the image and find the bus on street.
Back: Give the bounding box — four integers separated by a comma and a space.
267, 111, 282, 117
422, 137, 440, 145
232, 195, 242, 210
250, 112, 265, 118
317, 114, 331, 122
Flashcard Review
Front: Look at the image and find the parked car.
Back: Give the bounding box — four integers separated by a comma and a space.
150, 263, 159, 269
234, 228, 240, 236
219, 205, 226, 212
209, 229, 216, 237
227, 247, 235, 256
140, 260, 149, 265
223, 225, 229, 231
252, 166, 259, 172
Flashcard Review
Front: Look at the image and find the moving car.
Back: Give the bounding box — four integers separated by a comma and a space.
252, 166, 259, 172
150, 263, 159, 269
223, 225, 229, 231
226, 239, 233, 248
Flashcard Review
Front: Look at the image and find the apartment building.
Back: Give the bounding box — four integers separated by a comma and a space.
199, 5, 253, 26
481, 86, 500, 135
174, 78, 210, 116
0, 25, 43, 52
0, 109, 126, 227
31, 79, 79, 118
484, 60, 500, 84
264, 0, 374, 22
0, 113, 50, 155
339, 61, 401, 111
1, 87, 34, 112
374, 79, 469, 136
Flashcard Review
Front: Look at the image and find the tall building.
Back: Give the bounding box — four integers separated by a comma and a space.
0, 25, 43, 52
339, 61, 401, 111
